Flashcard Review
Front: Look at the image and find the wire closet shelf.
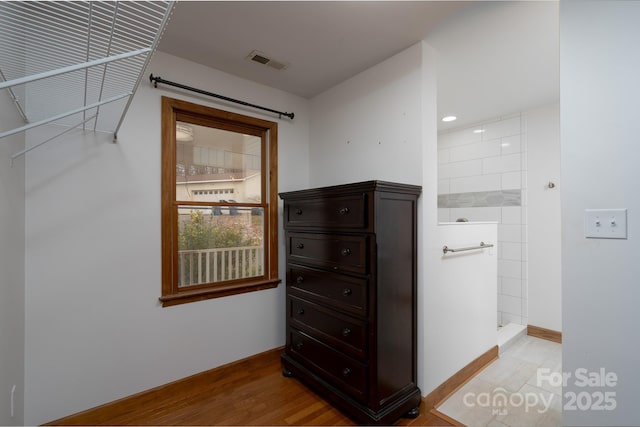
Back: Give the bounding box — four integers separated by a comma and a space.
0, 1, 175, 159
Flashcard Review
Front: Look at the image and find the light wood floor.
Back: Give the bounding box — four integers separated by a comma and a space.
48, 347, 458, 426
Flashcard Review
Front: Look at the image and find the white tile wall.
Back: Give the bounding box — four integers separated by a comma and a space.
499, 294, 523, 316
501, 171, 521, 190
501, 277, 523, 297
438, 179, 450, 195
438, 127, 482, 148
438, 208, 451, 222
482, 115, 521, 140
501, 207, 522, 224
501, 312, 524, 326
482, 153, 521, 174
438, 114, 528, 327
450, 173, 501, 193
449, 139, 501, 162
500, 134, 522, 155
439, 159, 483, 179
500, 242, 523, 261
499, 260, 523, 279
438, 149, 450, 164
450, 207, 502, 222
499, 224, 523, 243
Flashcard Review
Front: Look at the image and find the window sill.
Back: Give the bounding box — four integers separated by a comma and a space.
160, 278, 281, 307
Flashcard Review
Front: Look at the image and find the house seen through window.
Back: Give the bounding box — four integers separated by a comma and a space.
161, 97, 280, 306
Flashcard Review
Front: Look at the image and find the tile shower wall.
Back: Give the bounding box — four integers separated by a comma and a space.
438, 114, 527, 327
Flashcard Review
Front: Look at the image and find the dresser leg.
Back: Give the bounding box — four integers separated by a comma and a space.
403, 406, 420, 419
282, 366, 294, 377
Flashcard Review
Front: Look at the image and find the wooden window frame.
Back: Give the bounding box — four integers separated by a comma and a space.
160, 97, 280, 307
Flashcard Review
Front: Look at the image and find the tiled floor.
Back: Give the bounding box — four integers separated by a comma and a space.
437, 335, 562, 427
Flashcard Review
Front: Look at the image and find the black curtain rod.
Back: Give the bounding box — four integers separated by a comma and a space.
149, 74, 295, 120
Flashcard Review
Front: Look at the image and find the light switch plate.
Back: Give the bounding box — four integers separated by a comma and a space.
584, 209, 627, 239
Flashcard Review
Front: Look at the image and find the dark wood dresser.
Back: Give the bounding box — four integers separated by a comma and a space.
279, 180, 422, 425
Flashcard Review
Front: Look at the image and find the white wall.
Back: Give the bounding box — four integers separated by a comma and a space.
527, 102, 561, 332
309, 43, 423, 188
0, 90, 26, 425
561, 2, 640, 425
419, 40, 440, 398
425, 223, 498, 392
23, 51, 310, 425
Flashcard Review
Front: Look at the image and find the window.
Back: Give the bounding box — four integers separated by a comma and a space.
160, 97, 280, 306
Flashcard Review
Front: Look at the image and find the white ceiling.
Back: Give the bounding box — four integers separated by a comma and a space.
428, 1, 559, 131
158, 1, 559, 130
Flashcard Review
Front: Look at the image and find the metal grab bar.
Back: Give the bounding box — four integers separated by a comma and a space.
442, 241, 494, 254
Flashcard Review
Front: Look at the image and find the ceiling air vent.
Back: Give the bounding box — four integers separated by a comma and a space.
246, 50, 289, 71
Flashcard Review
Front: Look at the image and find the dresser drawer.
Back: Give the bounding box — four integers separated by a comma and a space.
289, 328, 367, 403
289, 296, 367, 359
288, 233, 368, 274
285, 193, 367, 230
287, 264, 367, 317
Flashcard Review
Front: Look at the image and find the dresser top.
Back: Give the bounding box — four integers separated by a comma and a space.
279, 180, 422, 199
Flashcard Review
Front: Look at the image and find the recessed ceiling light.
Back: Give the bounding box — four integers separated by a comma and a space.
442, 116, 457, 122
473, 129, 485, 134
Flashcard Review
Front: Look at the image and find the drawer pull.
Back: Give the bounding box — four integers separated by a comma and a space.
342, 288, 352, 296
339, 207, 350, 215
296, 242, 305, 249
342, 368, 351, 377
295, 342, 304, 350
297, 308, 305, 315
341, 248, 351, 256
296, 276, 304, 284
342, 328, 352, 337
295, 208, 303, 215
